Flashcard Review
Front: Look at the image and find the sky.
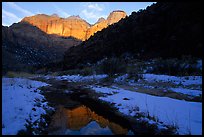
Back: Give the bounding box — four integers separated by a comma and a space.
2, 2, 155, 26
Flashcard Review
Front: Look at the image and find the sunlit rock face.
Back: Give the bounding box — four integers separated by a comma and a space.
22, 14, 90, 41
96, 17, 106, 24
21, 11, 127, 41
22, 14, 57, 33
107, 10, 127, 25
86, 11, 127, 39
86, 19, 108, 39
48, 105, 128, 135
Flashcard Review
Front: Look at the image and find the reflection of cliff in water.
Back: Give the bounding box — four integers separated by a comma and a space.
48, 105, 133, 135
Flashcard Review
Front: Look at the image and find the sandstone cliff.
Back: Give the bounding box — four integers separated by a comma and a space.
107, 10, 127, 25
22, 14, 90, 41
86, 11, 127, 39
21, 11, 127, 41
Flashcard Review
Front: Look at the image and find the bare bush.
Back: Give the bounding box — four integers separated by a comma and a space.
99, 57, 127, 77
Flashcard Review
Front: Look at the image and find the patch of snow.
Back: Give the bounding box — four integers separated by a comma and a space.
169, 88, 202, 97
134, 83, 155, 89
114, 74, 155, 89
2, 77, 51, 135
114, 74, 129, 83
114, 74, 139, 86
46, 74, 108, 82
90, 85, 119, 95
90, 86, 202, 135
143, 74, 202, 86
110, 85, 121, 90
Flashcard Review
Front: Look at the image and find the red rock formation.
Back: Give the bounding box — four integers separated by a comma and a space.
21, 11, 127, 41
107, 10, 127, 25
86, 11, 127, 39
86, 19, 108, 40
95, 17, 106, 24
22, 14, 90, 41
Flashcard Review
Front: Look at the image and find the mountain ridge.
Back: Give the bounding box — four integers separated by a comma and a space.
21, 10, 127, 41
2, 10, 127, 73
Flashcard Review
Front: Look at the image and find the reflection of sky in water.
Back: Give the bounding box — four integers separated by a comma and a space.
65, 121, 134, 135
65, 121, 113, 135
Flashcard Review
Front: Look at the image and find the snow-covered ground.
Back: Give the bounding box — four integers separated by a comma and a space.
169, 88, 202, 97
2, 77, 53, 135
89, 85, 202, 135
142, 74, 202, 86
44, 74, 108, 82
114, 74, 129, 83
114, 73, 202, 97
115, 73, 202, 86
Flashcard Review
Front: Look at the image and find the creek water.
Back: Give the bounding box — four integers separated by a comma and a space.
48, 105, 134, 135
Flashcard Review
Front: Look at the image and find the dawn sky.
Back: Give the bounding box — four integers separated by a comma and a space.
2, 2, 155, 26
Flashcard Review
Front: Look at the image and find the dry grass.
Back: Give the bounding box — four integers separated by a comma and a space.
112, 83, 200, 102
6, 71, 38, 78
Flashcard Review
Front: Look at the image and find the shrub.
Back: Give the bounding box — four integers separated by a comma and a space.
57, 69, 81, 76
17, 129, 30, 135
6, 71, 16, 78
127, 65, 143, 82
99, 57, 127, 77
57, 67, 93, 76
149, 57, 201, 76
100, 76, 115, 83
50, 72, 60, 76
80, 67, 93, 76
128, 73, 143, 82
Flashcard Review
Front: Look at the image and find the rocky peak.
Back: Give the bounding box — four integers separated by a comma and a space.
107, 10, 127, 25
51, 13, 59, 17
66, 15, 82, 20
95, 17, 106, 24
86, 11, 126, 40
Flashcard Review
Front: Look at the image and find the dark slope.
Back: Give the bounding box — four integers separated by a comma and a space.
2, 22, 81, 73
63, 2, 202, 70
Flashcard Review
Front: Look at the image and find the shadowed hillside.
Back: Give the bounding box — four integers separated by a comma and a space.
63, 2, 202, 70
2, 22, 81, 73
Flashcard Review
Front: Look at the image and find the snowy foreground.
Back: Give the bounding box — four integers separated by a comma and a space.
2, 78, 52, 135
89, 85, 202, 135
44, 73, 202, 134
4, 73, 201, 135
